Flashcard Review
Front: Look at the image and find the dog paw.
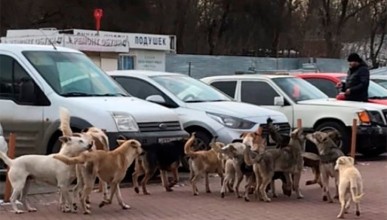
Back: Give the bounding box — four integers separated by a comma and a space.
122, 204, 131, 210
356, 211, 360, 216
15, 210, 24, 214
334, 195, 339, 200
134, 187, 140, 194
273, 193, 278, 198
244, 197, 250, 202
86, 204, 91, 209
206, 190, 211, 194
28, 208, 37, 212
264, 198, 271, 203
297, 195, 304, 199
221, 192, 225, 198
336, 214, 344, 219
144, 192, 151, 195
193, 192, 198, 196
323, 196, 328, 201
166, 188, 173, 192
83, 210, 91, 215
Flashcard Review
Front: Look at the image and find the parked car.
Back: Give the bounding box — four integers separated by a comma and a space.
107, 70, 291, 150
370, 66, 387, 75
0, 44, 188, 157
370, 75, 387, 89
296, 73, 387, 105
201, 74, 387, 156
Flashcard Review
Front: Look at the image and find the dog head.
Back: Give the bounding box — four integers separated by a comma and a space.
240, 127, 266, 153
117, 139, 143, 157
58, 134, 94, 156
334, 156, 355, 170
289, 128, 306, 149
306, 131, 340, 155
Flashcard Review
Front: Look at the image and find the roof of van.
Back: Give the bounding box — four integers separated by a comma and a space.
0, 43, 82, 53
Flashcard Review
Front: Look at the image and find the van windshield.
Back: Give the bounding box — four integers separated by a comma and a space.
22, 51, 128, 97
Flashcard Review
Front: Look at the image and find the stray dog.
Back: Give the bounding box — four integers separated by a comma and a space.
244, 128, 305, 202
335, 156, 364, 219
53, 138, 143, 214
0, 130, 93, 213
306, 130, 344, 203
185, 133, 224, 196
58, 108, 110, 208
132, 139, 186, 195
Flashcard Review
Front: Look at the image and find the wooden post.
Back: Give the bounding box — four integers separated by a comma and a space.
3, 133, 16, 202
350, 119, 357, 159
297, 119, 302, 129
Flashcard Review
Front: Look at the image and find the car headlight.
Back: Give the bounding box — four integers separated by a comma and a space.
365, 111, 384, 124
112, 112, 139, 132
207, 112, 255, 129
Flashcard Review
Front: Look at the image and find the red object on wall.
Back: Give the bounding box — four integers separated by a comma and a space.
93, 8, 103, 32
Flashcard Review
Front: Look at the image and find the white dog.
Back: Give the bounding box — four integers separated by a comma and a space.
0, 123, 8, 153
0, 110, 93, 214
334, 156, 364, 219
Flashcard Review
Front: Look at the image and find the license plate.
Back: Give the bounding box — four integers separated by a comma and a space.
158, 137, 182, 143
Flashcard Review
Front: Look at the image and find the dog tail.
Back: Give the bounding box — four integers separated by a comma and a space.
184, 133, 198, 158
350, 180, 364, 203
0, 150, 12, 167
59, 107, 73, 136
53, 154, 86, 165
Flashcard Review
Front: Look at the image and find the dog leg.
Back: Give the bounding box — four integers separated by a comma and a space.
168, 162, 179, 188
58, 184, 73, 213
334, 172, 339, 199
132, 161, 145, 194
234, 171, 244, 198
292, 172, 303, 199
205, 172, 211, 193
321, 173, 331, 202
99, 183, 115, 208
191, 173, 200, 196
160, 170, 173, 192
80, 174, 96, 214
10, 185, 24, 214
20, 180, 37, 212
337, 191, 346, 218
243, 175, 254, 202
115, 184, 130, 210
141, 168, 156, 195
270, 180, 277, 198
221, 173, 231, 198
259, 177, 272, 202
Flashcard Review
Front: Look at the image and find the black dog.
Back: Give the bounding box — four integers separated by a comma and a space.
132, 139, 186, 195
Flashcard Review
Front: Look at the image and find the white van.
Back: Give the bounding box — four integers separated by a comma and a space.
0, 44, 188, 156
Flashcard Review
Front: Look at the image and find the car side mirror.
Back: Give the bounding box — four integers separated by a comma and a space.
146, 95, 166, 104
274, 96, 285, 106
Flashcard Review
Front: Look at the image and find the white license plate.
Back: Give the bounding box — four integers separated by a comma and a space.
158, 137, 182, 143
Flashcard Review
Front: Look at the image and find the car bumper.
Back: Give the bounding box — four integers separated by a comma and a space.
356, 125, 387, 151
105, 130, 189, 149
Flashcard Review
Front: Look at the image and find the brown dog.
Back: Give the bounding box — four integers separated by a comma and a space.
53, 139, 143, 214
185, 133, 224, 196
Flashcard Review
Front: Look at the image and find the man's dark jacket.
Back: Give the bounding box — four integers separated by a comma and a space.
342, 62, 370, 102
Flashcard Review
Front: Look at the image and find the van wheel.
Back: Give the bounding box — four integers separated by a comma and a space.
180, 130, 212, 171
315, 122, 350, 155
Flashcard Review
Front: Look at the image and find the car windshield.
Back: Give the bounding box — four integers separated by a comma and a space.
273, 77, 328, 102
151, 75, 231, 102
22, 51, 128, 97
339, 76, 387, 99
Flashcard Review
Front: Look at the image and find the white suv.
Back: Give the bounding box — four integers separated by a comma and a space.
202, 74, 387, 156
107, 70, 291, 150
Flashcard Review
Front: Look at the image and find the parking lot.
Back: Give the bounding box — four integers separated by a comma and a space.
0, 155, 386, 220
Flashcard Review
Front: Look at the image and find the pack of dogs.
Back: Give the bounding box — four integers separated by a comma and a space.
0, 109, 365, 219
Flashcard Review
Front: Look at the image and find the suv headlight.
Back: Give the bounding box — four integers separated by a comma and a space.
207, 112, 255, 129
112, 112, 139, 132
364, 110, 384, 124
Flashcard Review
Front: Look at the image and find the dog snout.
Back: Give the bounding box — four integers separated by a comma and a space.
87, 141, 94, 150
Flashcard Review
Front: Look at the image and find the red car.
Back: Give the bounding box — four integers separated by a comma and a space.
296, 73, 387, 105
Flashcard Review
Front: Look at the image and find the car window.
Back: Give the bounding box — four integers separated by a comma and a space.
210, 81, 237, 98
241, 81, 279, 105
0, 55, 36, 104
304, 78, 338, 98
113, 76, 175, 106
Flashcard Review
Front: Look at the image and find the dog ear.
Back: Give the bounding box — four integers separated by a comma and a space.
116, 139, 126, 145
240, 132, 247, 138
59, 136, 71, 143
81, 127, 89, 133
346, 156, 355, 165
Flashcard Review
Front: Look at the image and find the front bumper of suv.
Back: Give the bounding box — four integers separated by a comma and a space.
356, 125, 387, 153
105, 130, 189, 149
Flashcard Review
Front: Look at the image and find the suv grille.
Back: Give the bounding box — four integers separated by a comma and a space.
137, 121, 181, 132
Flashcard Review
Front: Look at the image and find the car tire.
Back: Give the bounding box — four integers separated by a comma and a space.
180, 130, 212, 171
315, 121, 350, 155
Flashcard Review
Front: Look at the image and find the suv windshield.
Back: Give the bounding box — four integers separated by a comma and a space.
339, 76, 387, 99
273, 77, 328, 102
151, 75, 231, 102
22, 51, 128, 97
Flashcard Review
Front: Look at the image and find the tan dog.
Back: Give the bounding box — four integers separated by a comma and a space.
58, 107, 110, 208
335, 156, 364, 219
185, 133, 224, 196
306, 130, 344, 203
53, 139, 143, 214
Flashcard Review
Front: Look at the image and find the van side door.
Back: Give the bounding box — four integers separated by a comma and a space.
0, 54, 47, 155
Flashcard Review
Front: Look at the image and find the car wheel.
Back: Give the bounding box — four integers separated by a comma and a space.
180, 130, 212, 171
315, 121, 350, 155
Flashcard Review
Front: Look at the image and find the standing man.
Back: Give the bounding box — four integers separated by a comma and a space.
340, 53, 370, 102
